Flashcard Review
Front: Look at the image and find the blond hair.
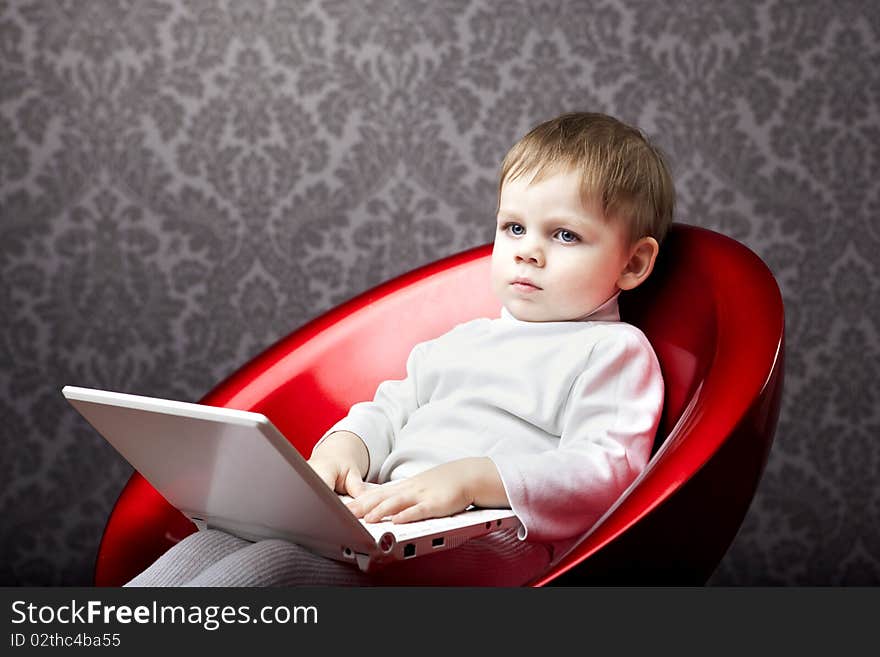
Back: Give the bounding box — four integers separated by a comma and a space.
498, 112, 675, 245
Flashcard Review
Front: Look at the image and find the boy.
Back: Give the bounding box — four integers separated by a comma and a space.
126, 111, 674, 587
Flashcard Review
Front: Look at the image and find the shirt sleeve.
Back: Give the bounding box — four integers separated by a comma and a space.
488, 330, 664, 542
314, 340, 431, 483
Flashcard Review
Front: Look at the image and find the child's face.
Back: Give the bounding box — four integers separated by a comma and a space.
491, 169, 633, 322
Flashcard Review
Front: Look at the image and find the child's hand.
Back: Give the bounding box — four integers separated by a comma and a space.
308, 456, 368, 498
307, 431, 370, 498
346, 458, 507, 524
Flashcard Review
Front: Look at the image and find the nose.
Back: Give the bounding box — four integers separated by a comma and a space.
514, 237, 544, 267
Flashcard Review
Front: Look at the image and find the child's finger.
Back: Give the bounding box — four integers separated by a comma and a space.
363, 494, 414, 523
345, 487, 387, 517
390, 503, 430, 524
344, 470, 366, 497
349, 478, 411, 517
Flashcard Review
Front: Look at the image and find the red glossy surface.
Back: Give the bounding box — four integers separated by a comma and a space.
94, 223, 784, 587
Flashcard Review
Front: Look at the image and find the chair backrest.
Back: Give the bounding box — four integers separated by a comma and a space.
620, 222, 783, 457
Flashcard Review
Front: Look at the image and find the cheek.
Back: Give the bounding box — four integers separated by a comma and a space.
489, 244, 506, 285
551, 252, 590, 282
491, 233, 513, 262
551, 254, 609, 296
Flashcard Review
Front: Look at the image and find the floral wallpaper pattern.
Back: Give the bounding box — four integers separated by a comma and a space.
1, 0, 877, 585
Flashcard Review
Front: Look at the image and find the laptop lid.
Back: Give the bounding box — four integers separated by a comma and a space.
62, 386, 380, 560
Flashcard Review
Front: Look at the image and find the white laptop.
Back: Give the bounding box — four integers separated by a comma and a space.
62, 385, 521, 572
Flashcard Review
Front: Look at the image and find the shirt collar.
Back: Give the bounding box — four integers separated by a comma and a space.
500, 290, 621, 324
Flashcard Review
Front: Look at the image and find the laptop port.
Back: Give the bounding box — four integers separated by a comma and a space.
403, 543, 416, 558
432, 537, 445, 548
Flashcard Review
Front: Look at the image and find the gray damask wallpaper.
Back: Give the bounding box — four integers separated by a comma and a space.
1, 0, 877, 586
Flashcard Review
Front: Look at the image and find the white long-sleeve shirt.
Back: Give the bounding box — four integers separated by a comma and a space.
318, 293, 664, 545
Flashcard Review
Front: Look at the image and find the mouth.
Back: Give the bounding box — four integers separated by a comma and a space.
511, 278, 541, 292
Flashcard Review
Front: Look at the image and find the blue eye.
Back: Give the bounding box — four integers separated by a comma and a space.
556, 229, 579, 243
504, 223, 525, 236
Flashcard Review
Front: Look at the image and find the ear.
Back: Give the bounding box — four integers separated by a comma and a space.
617, 237, 659, 291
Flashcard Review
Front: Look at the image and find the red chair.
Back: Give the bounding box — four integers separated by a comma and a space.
93, 223, 784, 586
